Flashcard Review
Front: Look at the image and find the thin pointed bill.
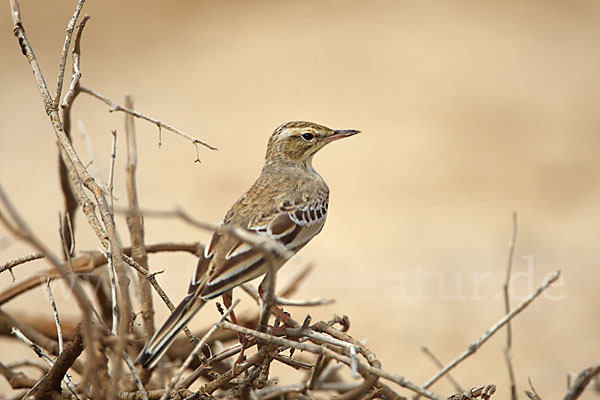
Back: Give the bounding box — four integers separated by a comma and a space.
325, 129, 361, 143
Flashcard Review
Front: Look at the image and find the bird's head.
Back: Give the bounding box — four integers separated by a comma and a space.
265, 121, 360, 166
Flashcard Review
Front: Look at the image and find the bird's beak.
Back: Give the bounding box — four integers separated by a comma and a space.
325, 129, 361, 143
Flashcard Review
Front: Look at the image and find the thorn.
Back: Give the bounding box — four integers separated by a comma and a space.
301, 315, 312, 329
157, 124, 162, 148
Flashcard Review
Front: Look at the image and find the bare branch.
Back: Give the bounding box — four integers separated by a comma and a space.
61, 15, 89, 109
563, 363, 600, 400
122, 353, 148, 400
10, 0, 52, 114
273, 295, 334, 307
78, 85, 217, 156
310, 319, 379, 399
121, 254, 198, 343
124, 94, 155, 345
165, 298, 240, 397
135, 207, 293, 259
177, 341, 250, 389
10, 3, 135, 393
242, 281, 329, 309
0, 184, 98, 390
199, 348, 269, 395
0, 251, 44, 279
0, 361, 37, 389
221, 321, 442, 400
104, 245, 119, 335
526, 377, 543, 400
57, 10, 89, 260
107, 130, 118, 211
7, 360, 48, 374
11, 327, 80, 399
503, 212, 518, 400
53, 0, 86, 109
29, 325, 85, 400
117, 388, 193, 400
0, 242, 201, 305
420, 271, 561, 393
77, 119, 108, 193
44, 280, 64, 353
447, 385, 497, 400
421, 345, 464, 393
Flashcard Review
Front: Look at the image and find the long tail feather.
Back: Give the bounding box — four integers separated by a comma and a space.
135, 295, 205, 369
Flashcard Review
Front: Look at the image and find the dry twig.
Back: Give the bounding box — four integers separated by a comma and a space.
0, 361, 38, 389
44, 280, 64, 353
447, 384, 496, 400
9, 0, 120, 390
419, 271, 561, 394
525, 377, 543, 400
78, 85, 216, 161
220, 321, 443, 400
57, 12, 90, 259
503, 212, 518, 400
6, 2, 575, 399
124, 94, 156, 344
563, 363, 600, 400
61, 15, 89, 108
0, 251, 44, 280
29, 325, 85, 400
135, 207, 293, 259
164, 299, 240, 398
421, 346, 464, 393
52, 0, 86, 110
0, 242, 201, 305
11, 327, 81, 399
0, 183, 99, 390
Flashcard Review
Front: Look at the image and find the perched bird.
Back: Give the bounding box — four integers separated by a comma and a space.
135, 121, 360, 369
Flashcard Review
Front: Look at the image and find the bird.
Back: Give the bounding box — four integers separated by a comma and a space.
135, 121, 360, 369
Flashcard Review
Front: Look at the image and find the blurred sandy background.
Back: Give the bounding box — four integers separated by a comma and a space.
1, 0, 599, 397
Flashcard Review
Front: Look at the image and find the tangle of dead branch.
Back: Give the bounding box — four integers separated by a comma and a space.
0, 1, 583, 400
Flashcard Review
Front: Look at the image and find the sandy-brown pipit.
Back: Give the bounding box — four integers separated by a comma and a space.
136, 121, 360, 368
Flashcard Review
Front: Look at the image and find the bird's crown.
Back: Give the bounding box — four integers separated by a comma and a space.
265, 121, 359, 165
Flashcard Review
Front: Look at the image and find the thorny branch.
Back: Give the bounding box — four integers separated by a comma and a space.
0, 251, 44, 280
4, 1, 578, 399
78, 85, 217, 161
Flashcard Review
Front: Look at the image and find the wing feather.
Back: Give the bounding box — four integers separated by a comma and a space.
197, 196, 329, 300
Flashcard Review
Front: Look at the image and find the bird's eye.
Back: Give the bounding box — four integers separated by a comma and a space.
301, 133, 315, 141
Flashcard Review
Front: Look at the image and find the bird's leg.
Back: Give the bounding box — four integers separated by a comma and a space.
257, 280, 298, 328
221, 292, 250, 367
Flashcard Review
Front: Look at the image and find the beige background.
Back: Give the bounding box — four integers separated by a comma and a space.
1, 0, 599, 398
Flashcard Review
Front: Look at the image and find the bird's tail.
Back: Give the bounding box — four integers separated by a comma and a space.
135, 294, 206, 369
